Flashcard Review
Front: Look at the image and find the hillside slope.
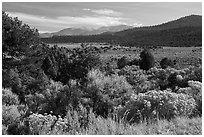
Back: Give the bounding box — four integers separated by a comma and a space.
41, 15, 202, 47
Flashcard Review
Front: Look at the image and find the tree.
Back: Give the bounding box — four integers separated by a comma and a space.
139, 49, 155, 71
2, 11, 40, 60
2, 11, 50, 103
41, 46, 101, 85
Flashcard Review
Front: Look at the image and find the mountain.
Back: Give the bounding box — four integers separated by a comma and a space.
112, 15, 202, 46
41, 15, 202, 47
39, 25, 133, 38
114, 15, 202, 36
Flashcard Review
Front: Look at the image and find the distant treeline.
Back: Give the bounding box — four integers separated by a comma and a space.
41, 26, 202, 47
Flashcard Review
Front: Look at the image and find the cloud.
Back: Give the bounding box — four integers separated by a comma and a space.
83, 8, 91, 11
58, 15, 126, 27
7, 12, 128, 32
7, 12, 68, 32
83, 8, 122, 16
132, 23, 143, 27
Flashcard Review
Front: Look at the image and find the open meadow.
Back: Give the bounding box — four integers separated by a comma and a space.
102, 46, 202, 69
49, 43, 202, 69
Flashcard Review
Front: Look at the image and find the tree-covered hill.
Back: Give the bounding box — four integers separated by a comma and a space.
41, 15, 202, 47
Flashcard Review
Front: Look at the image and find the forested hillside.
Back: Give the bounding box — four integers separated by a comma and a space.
41, 15, 202, 47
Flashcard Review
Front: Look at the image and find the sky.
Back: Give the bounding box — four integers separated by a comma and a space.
2, 2, 202, 33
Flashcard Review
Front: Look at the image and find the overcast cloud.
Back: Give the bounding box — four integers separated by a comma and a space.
3, 2, 202, 33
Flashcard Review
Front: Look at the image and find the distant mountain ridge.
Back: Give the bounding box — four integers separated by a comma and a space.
112, 15, 202, 46
114, 15, 202, 36
40, 25, 134, 38
41, 15, 202, 47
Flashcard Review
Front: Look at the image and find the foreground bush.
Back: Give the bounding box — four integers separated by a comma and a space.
2, 88, 19, 106
119, 89, 196, 123
2, 105, 21, 127
85, 69, 134, 117
25, 80, 82, 117
178, 80, 202, 116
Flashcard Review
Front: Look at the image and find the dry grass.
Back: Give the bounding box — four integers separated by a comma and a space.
78, 115, 202, 135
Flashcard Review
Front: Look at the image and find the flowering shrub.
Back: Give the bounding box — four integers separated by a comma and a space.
185, 66, 202, 82
119, 89, 196, 123
28, 113, 59, 134
119, 65, 155, 93
147, 66, 202, 91
178, 80, 202, 116
188, 80, 202, 93
86, 69, 134, 117
28, 106, 91, 135
2, 88, 20, 106
25, 80, 82, 117
2, 105, 21, 127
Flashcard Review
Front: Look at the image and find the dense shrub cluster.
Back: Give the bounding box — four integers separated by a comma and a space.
85, 69, 134, 117
42, 46, 101, 85
27, 105, 91, 135
25, 80, 83, 117
178, 81, 202, 116
118, 65, 155, 93
119, 89, 196, 123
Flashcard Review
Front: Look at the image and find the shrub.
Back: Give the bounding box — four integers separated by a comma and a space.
147, 67, 169, 90
178, 81, 202, 116
160, 57, 176, 69
99, 56, 118, 75
139, 49, 155, 71
85, 69, 133, 117
25, 80, 82, 117
2, 68, 26, 103
2, 68, 22, 89
42, 46, 101, 85
2, 105, 21, 127
28, 113, 59, 135
2, 125, 7, 135
117, 56, 129, 69
119, 89, 196, 123
128, 58, 140, 66
118, 65, 155, 93
188, 81, 202, 116
2, 88, 20, 106
185, 66, 202, 82
28, 105, 90, 135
